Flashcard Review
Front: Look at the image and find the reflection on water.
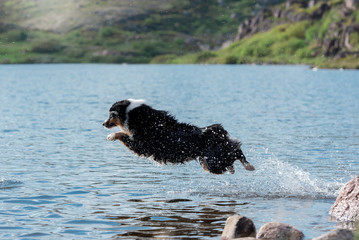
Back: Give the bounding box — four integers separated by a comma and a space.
0, 64, 358, 239
109, 198, 238, 238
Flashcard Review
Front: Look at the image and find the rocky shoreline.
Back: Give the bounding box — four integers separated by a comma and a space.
221, 176, 359, 240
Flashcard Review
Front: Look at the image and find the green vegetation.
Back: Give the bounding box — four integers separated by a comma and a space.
1, 0, 281, 64
160, 2, 359, 69
162, 21, 317, 64
0, 0, 359, 68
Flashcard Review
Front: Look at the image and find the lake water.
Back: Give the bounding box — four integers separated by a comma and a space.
0, 64, 358, 239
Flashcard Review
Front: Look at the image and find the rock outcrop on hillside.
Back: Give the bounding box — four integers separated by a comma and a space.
235, 0, 330, 41
235, 0, 359, 59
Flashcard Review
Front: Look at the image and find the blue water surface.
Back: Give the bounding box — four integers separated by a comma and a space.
0, 64, 358, 239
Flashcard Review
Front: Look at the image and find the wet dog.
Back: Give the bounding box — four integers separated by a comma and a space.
103, 99, 254, 174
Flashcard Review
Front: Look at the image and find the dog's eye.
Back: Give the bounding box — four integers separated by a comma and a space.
110, 112, 118, 118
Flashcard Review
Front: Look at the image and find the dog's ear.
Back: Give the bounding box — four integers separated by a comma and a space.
110, 100, 131, 123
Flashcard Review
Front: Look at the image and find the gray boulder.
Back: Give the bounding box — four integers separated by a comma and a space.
312, 229, 354, 240
221, 215, 256, 240
257, 222, 304, 240
235, 238, 257, 240
330, 175, 359, 222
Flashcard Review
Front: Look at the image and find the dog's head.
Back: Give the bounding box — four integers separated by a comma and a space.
103, 99, 145, 130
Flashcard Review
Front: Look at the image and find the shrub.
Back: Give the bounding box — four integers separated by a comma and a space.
270, 36, 306, 56
239, 45, 254, 57
2, 30, 28, 42
253, 38, 275, 57
151, 54, 177, 63
318, 13, 332, 40
99, 27, 115, 38
283, 21, 308, 39
138, 42, 165, 57
295, 47, 313, 58
349, 32, 359, 50
225, 55, 237, 64
195, 51, 216, 62
31, 40, 64, 53
305, 23, 319, 41
355, 10, 359, 22
63, 47, 85, 58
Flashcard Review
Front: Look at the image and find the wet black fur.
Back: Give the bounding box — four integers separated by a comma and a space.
104, 100, 253, 174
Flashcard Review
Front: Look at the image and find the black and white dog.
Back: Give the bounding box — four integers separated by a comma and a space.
103, 99, 254, 174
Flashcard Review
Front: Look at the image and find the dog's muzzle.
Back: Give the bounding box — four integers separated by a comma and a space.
103, 119, 115, 129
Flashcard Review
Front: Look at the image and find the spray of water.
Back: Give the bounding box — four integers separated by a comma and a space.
247, 150, 342, 199
166, 148, 343, 199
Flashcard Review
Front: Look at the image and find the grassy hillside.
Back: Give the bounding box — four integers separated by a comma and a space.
0, 0, 283, 64
154, 0, 359, 69
1, 0, 358, 68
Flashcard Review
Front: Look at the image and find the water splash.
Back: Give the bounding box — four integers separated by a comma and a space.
167, 148, 343, 200
247, 151, 342, 199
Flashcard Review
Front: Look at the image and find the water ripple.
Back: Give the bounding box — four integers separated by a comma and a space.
0, 179, 23, 189
0, 64, 358, 240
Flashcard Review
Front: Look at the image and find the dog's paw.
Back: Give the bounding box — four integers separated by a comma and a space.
107, 133, 117, 141
227, 166, 235, 174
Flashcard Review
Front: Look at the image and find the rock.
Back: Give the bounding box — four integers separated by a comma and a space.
345, 0, 359, 10
291, 12, 310, 21
312, 229, 354, 240
272, 8, 282, 18
343, 23, 359, 50
235, 238, 257, 240
310, 3, 330, 19
221, 40, 234, 49
231, 13, 240, 20
235, 20, 252, 41
308, 0, 318, 8
285, 0, 306, 10
234, 0, 331, 42
330, 175, 359, 222
235, 10, 274, 41
221, 215, 256, 240
285, 0, 295, 10
322, 20, 345, 56
257, 222, 304, 240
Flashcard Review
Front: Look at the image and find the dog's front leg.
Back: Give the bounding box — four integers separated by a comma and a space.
118, 134, 147, 156
108, 132, 147, 157
107, 132, 129, 141
107, 132, 136, 149
107, 132, 137, 149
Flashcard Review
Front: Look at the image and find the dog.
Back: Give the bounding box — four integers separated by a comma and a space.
103, 99, 254, 174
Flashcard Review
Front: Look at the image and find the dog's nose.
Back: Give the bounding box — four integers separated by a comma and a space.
102, 122, 106, 127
